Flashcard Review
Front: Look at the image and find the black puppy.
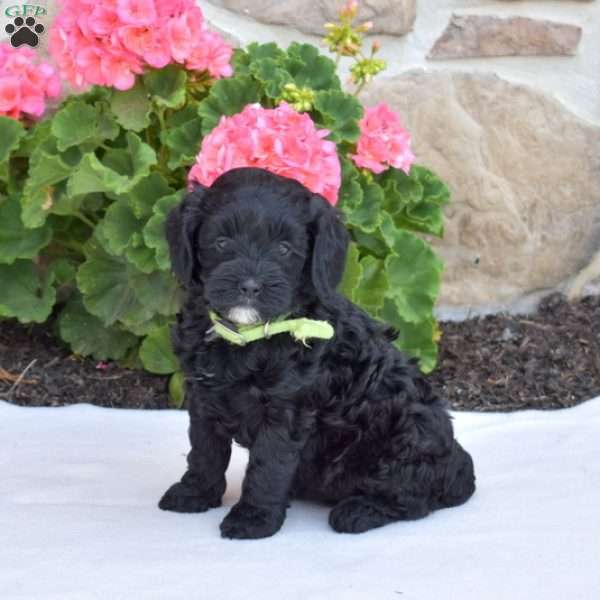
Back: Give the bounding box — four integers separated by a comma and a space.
160, 167, 475, 539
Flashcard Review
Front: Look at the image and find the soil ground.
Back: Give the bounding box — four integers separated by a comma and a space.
0, 320, 169, 409
1, 293, 598, 412
429, 293, 600, 411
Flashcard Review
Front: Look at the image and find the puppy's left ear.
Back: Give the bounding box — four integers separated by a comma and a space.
166, 184, 208, 287
309, 195, 350, 302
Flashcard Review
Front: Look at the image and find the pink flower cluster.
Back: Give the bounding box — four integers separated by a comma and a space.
0, 43, 61, 120
351, 103, 415, 175
49, 0, 233, 91
189, 103, 342, 205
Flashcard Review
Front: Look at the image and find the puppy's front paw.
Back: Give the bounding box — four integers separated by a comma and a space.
158, 481, 221, 513
220, 501, 285, 539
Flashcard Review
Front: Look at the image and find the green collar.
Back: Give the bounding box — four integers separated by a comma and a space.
206, 311, 334, 347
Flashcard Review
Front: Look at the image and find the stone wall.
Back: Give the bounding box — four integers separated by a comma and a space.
200, 0, 600, 318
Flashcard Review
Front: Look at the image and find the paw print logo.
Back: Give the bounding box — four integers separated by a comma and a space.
5, 16, 45, 48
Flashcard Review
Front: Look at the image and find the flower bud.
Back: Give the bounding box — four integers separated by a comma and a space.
340, 0, 358, 19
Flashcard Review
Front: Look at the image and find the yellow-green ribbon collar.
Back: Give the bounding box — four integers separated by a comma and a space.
207, 311, 334, 347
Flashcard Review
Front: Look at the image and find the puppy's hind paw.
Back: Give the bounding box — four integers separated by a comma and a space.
158, 481, 221, 513
220, 501, 285, 540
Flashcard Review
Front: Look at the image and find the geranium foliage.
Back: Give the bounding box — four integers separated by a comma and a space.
0, 29, 449, 405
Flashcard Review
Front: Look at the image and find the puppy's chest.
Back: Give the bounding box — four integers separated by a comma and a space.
191, 342, 319, 447
197, 338, 319, 398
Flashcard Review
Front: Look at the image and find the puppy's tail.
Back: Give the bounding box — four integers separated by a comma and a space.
436, 441, 476, 509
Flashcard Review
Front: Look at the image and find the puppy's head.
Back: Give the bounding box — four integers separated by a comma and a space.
167, 167, 348, 324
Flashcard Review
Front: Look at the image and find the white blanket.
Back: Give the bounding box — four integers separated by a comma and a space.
1, 399, 599, 600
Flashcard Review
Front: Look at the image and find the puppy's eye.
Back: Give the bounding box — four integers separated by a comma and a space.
279, 242, 292, 256
215, 237, 229, 251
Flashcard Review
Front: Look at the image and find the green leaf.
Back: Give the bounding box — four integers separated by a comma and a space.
97, 174, 175, 272
124, 172, 174, 219
246, 42, 287, 64
77, 234, 181, 327
169, 371, 186, 408
77, 237, 150, 326
51, 101, 98, 152
49, 180, 87, 217
12, 120, 52, 159
313, 91, 362, 143
144, 65, 187, 109
49, 99, 119, 154
380, 167, 423, 209
338, 156, 362, 212
48, 257, 77, 286
231, 43, 287, 76
110, 81, 151, 131
354, 256, 388, 315
122, 313, 172, 337
58, 296, 139, 360
381, 299, 438, 373
0, 195, 52, 263
143, 191, 184, 270
98, 200, 140, 256
413, 165, 451, 207
0, 116, 25, 163
129, 268, 181, 320
67, 133, 156, 197
250, 58, 293, 99
379, 166, 450, 238
95, 101, 120, 142
350, 227, 388, 259
285, 43, 341, 91
0, 260, 56, 323
343, 180, 384, 233
139, 325, 179, 374
396, 201, 445, 238
74, 85, 112, 105
198, 75, 261, 135
21, 140, 73, 228
339, 242, 362, 301
125, 244, 159, 274
231, 48, 251, 75
161, 103, 203, 170
381, 216, 443, 323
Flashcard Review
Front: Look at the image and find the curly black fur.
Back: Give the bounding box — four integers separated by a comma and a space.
159, 167, 475, 539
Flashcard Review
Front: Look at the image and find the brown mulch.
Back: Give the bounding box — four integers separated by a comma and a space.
0, 320, 169, 409
1, 293, 599, 411
429, 293, 600, 411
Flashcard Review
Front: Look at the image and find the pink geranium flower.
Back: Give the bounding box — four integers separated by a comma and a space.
351, 103, 415, 175
117, 0, 157, 26
189, 103, 341, 205
0, 43, 61, 120
185, 29, 233, 79
50, 0, 233, 90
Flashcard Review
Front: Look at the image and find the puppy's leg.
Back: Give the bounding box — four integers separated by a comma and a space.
159, 413, 231, 513
328, 404, 475, 534
435, 441, 476, 509
329, 493, 429, 534
220, 424, 306, 540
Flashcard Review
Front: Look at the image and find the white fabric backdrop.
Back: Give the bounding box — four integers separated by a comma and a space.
1, 399, 599, 600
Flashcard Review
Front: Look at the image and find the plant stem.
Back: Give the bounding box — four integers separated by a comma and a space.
73, 211, 96, 229
353, 81, 367, 97
156, 107, 170, 173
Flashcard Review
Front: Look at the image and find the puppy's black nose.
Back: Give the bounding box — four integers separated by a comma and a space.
239, 278, 262, 298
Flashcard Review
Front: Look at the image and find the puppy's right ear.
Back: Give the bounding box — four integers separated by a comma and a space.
166, 184, 207, 287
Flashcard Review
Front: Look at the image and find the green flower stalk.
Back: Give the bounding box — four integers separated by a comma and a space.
323, 1, 387, 94
350, 56, 387, 90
